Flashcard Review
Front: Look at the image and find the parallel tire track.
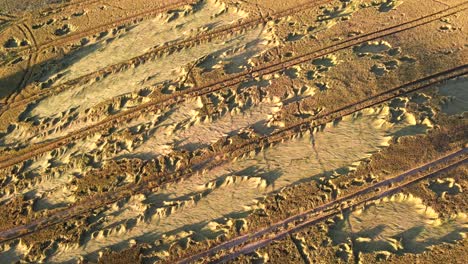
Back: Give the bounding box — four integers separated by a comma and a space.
0, 0, 104, 35
0, 0, 337, 113
0, 0, 195, 68
0, 3, 465, 170
0, 23, 39, 117
10, 0, 197, 55
11, 24, 39, 104
0, 0, 195, 83
2, 24, 35, 106
0, 66, 465, 244
179, 149, 468, 263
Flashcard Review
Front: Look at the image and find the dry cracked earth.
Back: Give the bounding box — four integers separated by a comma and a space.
0, 0, 466, 263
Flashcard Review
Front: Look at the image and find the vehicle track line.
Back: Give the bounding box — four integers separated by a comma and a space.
158, 66, 468, 190
3, 24, 34, 105
10, 0, 197, 56
0, 0, 336, 112
5, 0, 468, 112
0, 23, 39, 118
0, 0, 196, 69
4, 0, 467, 111
0, 0, 104, 36
0, 4, 465, 170
0, 66, 464, 244
13, 24, 38, 103
179, 149, 467, 264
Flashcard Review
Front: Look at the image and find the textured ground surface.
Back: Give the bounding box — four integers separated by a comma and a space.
0, 0, 466, 263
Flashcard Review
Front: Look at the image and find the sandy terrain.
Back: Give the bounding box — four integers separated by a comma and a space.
0, 0, 466, 263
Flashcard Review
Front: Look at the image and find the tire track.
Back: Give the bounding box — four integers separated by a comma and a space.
0, 0, 103, 31
179, 148, 468, 264
0, 66, 464, 244
0, 0, 336, 112
2, 24, 34, 106
0, 3, 465, 170
10, 0, 197, 56
12, 23, 38, 105
0, 0, 195, 67
0, 23, 38, 112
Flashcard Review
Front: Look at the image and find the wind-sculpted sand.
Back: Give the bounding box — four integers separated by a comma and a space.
0, 0, 466, 263
330, 193, 467, 258
1, 0, 276, 150
28, 104, 427, 262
